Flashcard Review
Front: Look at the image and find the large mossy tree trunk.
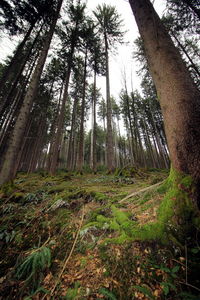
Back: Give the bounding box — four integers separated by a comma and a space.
129, 0, 200, 182
129, 0, 200, 238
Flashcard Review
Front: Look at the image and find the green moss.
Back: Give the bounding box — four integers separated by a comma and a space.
130, 168, 199, 243
48, 182, 69, 194
10, 192, 25, 202
83, 205, 138, 245
104, 231, 131, 245
0, 182, 16, 197
94, 191, 107, 202
95, 168, 199, 245
110, 220, 120, 230
111, 205, 130, 224
82, 221, 100, 230
139, 192, 152, 205
96, 215, 109, 223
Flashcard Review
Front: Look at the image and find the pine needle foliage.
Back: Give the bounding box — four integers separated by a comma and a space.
16, 246, 51, 289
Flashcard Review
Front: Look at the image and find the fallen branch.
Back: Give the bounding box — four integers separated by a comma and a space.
119, 180, 165, 203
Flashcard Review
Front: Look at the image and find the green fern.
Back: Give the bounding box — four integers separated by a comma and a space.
16, 246, 51, 289
99, 287, 117, 300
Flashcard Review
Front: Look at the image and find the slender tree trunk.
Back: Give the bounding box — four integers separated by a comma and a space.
0, 49, 39, 150
49, 47, 75, 175
113, 120, 120, 168
66, 95, 79, 170
77, 49, 88, 173
171, 33, 200, 78
0, 23, 44, 117
105, 33, 114, 173
90, 92, 94, 170
0, 0, 63, 184
124, 77, 136, 164
0, 22, 35, 97
90, 70, 97, 173
46, 81, 63, 171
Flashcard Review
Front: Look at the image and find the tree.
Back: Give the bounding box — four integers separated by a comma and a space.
166, 0, 200, 31
76, 18, 96, 174
129, 0, 200, 234
93, 4, 124, 173
0, 0, 63, 184
48, 0, 87, 175
0, 0, 57, 112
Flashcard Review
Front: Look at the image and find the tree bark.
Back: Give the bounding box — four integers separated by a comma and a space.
105, 33, 115, 172
0, 23, 35, 98
77, 49, 88, 173
0, 0, 63, 184
129, 0, 200, 183
90, 70, 97, 173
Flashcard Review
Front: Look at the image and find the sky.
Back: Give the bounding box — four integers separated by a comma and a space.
0, 0, 166, 99
85, 0, 166, 99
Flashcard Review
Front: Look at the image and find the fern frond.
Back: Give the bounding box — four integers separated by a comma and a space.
16, 246, 51, 290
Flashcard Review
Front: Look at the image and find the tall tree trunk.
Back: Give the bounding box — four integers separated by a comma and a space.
105, 33, 114, 173
0, 22, 35, 97
90, 70, 97, 173
49, 48, 75, 175
129, 0, 200, 183
0, 0, 63, 184
77, 49, 88, 173
66, 95, 79, 171
0, 23, 44, 117
46, 81, 63, 172
171, 33, 200, 78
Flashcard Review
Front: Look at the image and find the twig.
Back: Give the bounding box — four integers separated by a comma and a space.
185, 242, 188, 284
42, 207, 85, 299
25, 235, 51, 255
179, 281, 200, 292
172, 258, 185, 267
119, 181, 164, 203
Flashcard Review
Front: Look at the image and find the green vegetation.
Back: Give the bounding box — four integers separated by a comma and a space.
16, 246, 51, 290
0, 169, 200, 299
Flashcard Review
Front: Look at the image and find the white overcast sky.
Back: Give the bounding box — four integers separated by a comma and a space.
0, 0, 166, 99
86, 0, 166, 98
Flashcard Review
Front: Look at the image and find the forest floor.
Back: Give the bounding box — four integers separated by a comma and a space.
0, 168, 200, 300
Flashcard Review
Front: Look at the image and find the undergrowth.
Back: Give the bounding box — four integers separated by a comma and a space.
16, 246, 51, 290
0, 169, 200, 299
